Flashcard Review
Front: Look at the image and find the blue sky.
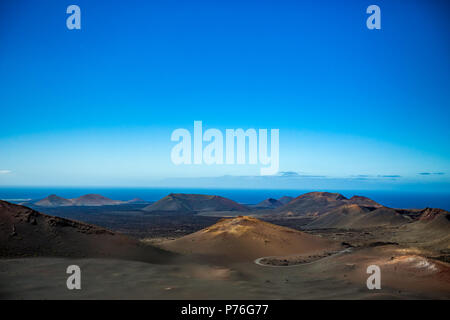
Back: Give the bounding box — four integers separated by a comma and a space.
0, 0, 449, 190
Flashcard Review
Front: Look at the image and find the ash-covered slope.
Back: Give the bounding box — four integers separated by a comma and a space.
159, 216, 337, 261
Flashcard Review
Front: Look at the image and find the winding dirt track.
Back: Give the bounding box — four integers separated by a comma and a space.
254, 248, 352, 268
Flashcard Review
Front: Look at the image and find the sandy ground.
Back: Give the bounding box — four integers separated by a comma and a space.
1, 245, 448, 299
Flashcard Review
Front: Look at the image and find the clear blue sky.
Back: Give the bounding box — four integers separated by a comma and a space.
0, 0, 449, 190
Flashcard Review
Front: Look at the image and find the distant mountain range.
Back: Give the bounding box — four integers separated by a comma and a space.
17, 191, 450, 233
141, 191, 385, 216
28, 194, 148, 207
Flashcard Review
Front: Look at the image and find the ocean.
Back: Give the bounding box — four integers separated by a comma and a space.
0, 187, 449, 210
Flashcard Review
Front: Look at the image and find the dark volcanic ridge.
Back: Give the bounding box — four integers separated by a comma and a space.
142, 193, 250, 214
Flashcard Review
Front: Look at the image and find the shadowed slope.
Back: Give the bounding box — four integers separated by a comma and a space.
0, 201, 172, 263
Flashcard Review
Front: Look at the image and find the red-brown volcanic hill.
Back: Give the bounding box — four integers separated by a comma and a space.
278, 196, 294, 205
399, 208, 450, 250
275, 192, 382, 217
254, 198, 284, 209
305, 204, 411, 229
406, 208, 450, 235
159, 216, 338, 261
34, 194, 73, 207
70, 194, 124, 206
348, 195, 382, 207
142, 193, 249, 213
277, 192, 350, 217
417, 208, 448, 221
0, 201, 171, 262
